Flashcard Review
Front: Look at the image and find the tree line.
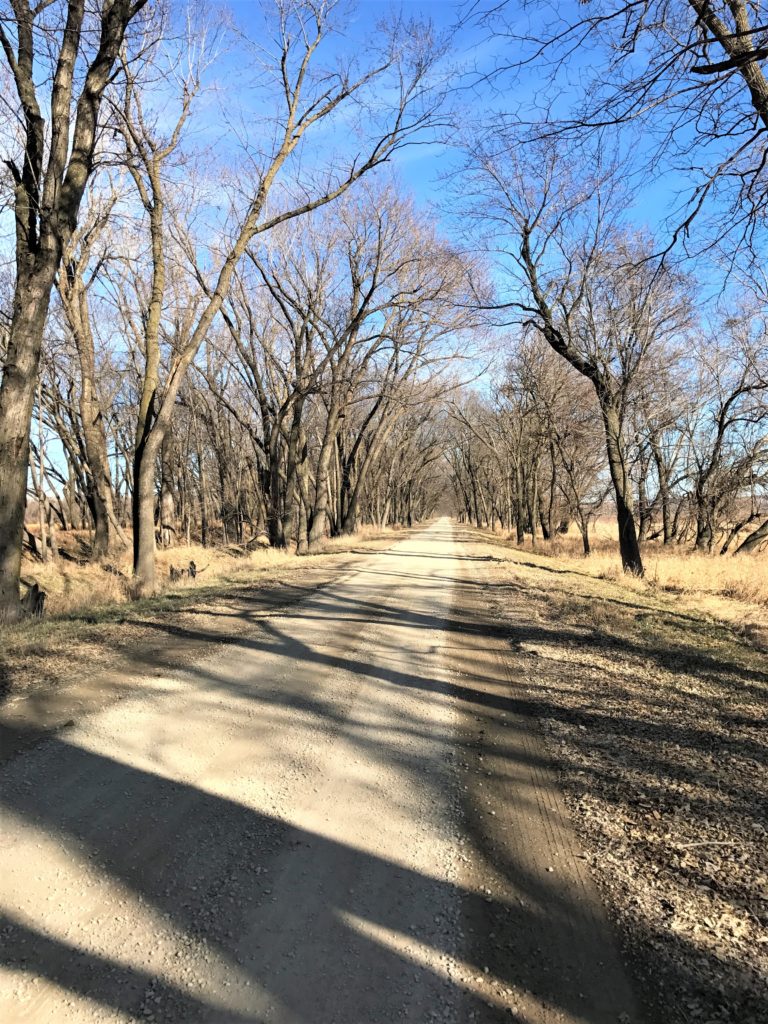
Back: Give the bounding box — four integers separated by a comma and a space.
0, 0, 469, 618
448, 141, 767, 575
2, 0, 768, 621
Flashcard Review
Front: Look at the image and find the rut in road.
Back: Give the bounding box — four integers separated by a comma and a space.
0, 519, 642, 1024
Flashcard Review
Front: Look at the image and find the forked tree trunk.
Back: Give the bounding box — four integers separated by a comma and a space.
60, 256, 126, 560
694, 495, 715, 552
0, 0, 147, 620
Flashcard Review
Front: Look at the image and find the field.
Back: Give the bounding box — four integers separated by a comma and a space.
501, 519, 768, 640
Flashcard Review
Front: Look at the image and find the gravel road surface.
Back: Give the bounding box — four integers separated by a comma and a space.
0, 519, 642, 1024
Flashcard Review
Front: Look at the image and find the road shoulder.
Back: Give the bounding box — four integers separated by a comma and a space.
444, 526, 643, 1023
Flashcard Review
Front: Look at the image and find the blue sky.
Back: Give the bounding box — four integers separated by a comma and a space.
217, 1, 700, 250
220, 0, 488, 216
0, 1, 732, 309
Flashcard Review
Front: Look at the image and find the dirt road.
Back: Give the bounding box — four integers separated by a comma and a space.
0, 519, 642, 1024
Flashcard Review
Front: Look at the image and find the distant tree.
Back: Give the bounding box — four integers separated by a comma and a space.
513, 341, 607, 556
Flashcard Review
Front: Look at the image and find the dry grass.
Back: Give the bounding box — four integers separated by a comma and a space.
19, 541, 295, 618
477, 520, 768, 639
309, 523, 405, 554
469, 531, 768, 1023
15, 525, 404, 621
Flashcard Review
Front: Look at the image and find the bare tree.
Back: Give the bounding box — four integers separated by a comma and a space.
115, 0, 448, 594
0, 0, 148, 619
513, 341, 607, 555
56, 190, 128, 558
463, 142, 691, 573
683, 316, 768, 551
476, 1, 768, 257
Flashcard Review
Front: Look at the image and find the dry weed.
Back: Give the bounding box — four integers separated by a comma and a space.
16, 526, 400, 620
485, 519, 768, 631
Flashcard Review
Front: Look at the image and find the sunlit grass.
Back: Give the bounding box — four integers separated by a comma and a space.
16, 526, 402, 621
474, 518, 768, 637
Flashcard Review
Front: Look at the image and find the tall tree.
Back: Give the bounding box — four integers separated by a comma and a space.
116, 0, 448, 594
464, 143, 691, 573
0, 0, 147, 620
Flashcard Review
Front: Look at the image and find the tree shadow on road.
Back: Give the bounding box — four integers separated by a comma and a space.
2, 526, 765, 1023
0, 732, 632, 1023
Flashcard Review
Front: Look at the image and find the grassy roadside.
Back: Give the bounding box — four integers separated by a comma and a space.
471, 521, 768, 637
464, 525, 768, 1024
0, 527, 405, 708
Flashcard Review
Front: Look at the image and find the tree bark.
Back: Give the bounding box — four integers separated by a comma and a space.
309, 406, 340, 547
602, 403, 644, 575
132, 434, 160, 596
0, 271, 53, 619
734, 516, 768, 555
0, 0, 147, 620
61, 261, 125, 558
649, 437, 672, 544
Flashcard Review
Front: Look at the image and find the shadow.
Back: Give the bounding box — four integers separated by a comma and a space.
2, 519, 764, 1023
0, 911, 257, 1022
0, 738, 629, 1023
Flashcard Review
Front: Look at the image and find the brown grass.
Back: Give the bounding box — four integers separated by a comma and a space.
477, 519, 768, 636
17, 526, 403, 621
465, 528, 768, 1024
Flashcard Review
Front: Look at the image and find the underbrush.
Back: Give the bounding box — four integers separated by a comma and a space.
17, 525, 401, 620
19, 542, 295, 618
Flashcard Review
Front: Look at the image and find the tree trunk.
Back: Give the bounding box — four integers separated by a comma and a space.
694, 493, 715, 552
309, 406, 340, 547
66, 267, 125, 559
528, 472, 538, 547
539, 492, 552, 540
0, 271, 53, 620
650, 440, 672, 545
0, 0, 145, 619
132, 435, 160, 596
279, 401, 305, 551
602, 403, 643, 575
580, 517, 591, 556
734, 516, 768, 555
637, 472, 652, 541
514, 463, 525, 544
159, 441, 177, 548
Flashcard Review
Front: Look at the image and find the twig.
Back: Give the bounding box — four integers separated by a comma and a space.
676, 840, 740, 851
